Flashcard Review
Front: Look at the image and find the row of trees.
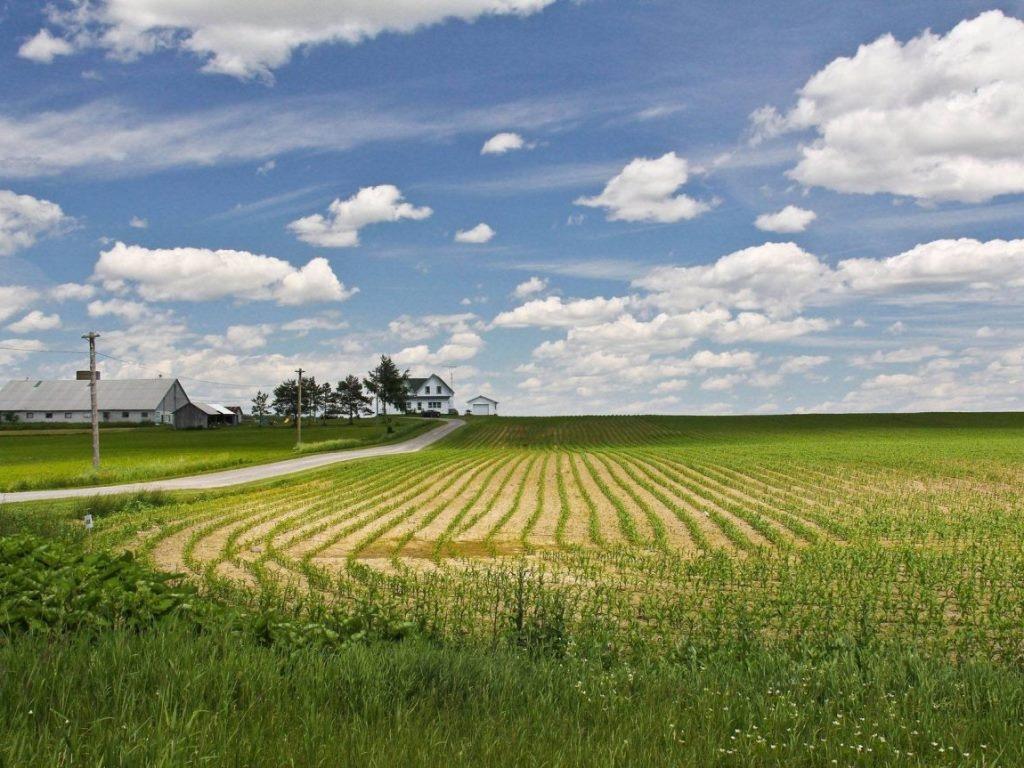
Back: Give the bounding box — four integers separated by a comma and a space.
250, 356, 412, 431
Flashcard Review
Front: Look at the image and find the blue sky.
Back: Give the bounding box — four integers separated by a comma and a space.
1, 0, 1023, 414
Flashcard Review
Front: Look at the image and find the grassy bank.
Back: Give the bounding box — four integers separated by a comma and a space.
0, 416, 433, 491
3, 625, 1019, 767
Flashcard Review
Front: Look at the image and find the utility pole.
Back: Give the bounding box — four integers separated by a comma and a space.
448, 366, 456, 414
295, 367, 304, 446
82, 331, 101, 469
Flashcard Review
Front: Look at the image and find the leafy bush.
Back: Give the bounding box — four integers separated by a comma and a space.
0, 535, 195, 634
0, 534, 418, 651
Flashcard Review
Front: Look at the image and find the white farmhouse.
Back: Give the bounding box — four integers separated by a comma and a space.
467, 394, 499, 416
404, 374, 454, 414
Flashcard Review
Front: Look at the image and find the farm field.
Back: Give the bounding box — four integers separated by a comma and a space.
0, 416, 432, 491
3, 412, 1024, 766
82, 413, 1024, 652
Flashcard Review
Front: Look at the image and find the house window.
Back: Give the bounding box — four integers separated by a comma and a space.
26, 412, 34, 419
141, 412, 149, 419
65, 412, 72, 419
121, 411, 130, 418
45, 412, 53, 419
103, 412, 110, 420
416, 402, 422, 410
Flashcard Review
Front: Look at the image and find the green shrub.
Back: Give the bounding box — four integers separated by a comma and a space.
0, 534, 195, 634
0, 534, 417, 650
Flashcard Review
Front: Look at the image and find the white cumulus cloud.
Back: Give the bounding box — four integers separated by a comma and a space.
49, 283, 97, 302
635, 242, 833, 317
29, 0, 559, 80
288, 185, 431, 247
492, 295, 631, 328
394, 331, 485, 366
7, 311, 61, 333
93, 241, 357, 305
512, 276, 547, 299
754, 11, 1024, 203
455, 223, 495, 243
481, 132, 532, 154
0, 190, 72, 256
754, 205, 816, 233
575, 152, 714, 223
87, 298, 153, 321
779, 355, 829, 375
835, 238, 1024, 295
17, 29, 74, 63
0, 286, 40, 323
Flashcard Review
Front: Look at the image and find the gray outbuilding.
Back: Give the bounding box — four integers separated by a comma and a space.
173, 401, 240, 429
0, 377, 190, 426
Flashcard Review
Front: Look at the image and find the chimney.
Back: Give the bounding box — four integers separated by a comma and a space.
76, 370, 100, 381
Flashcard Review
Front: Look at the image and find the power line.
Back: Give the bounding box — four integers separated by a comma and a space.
0, 344, 81, 354
94, 351, 258, 390
0, 344, 262, 390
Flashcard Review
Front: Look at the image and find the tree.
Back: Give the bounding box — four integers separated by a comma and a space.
318, 381, 333, 422
251, 390, 269, 426
336, 375, 372, 424
364, 356, 409, 432
272, 379, 298, 418
302, 375, 319, 419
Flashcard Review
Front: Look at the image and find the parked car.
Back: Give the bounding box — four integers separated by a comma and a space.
421, 410, 441, 418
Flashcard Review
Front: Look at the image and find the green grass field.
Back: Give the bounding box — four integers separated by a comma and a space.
0, 416, 432, 491
2, 413, 1023, 766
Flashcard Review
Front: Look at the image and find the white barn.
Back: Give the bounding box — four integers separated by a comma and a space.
467, 394, 499, 416
0, 377, 190, 426
404, 374, 454, 414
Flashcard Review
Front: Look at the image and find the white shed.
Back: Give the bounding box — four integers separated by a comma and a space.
467, 394, 499, 416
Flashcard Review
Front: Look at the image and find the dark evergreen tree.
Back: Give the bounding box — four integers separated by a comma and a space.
336, 375, 372, 424
271, 379, 298, 417
363, 356, 409, 432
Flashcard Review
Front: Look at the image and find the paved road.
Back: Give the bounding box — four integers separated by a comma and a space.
0, 418, 464, 504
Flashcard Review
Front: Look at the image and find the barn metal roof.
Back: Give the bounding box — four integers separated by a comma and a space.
0, 378, 183, 411
191, 402, 235, 416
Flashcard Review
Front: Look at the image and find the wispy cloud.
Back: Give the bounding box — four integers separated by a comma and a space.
422, 161, 625, 196
0, 94, 589, 179
206, 185, 333, 222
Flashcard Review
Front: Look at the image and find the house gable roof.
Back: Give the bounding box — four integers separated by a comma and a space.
467, 394, 498, 404
0, 378, 184, 411
406, 373, 453, 393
